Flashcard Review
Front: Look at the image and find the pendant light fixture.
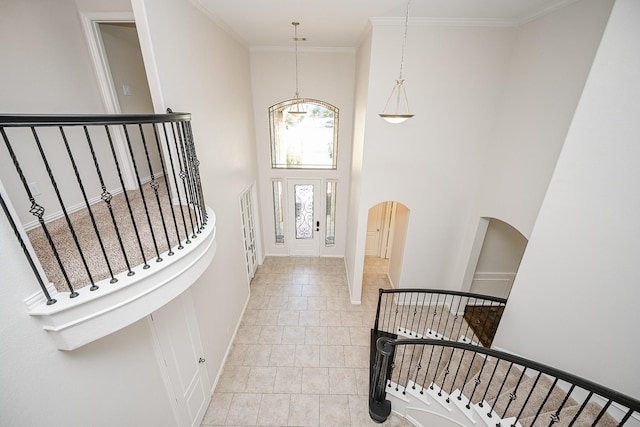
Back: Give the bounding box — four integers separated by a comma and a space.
379, 0, 414, 124
288, 21, 307, 117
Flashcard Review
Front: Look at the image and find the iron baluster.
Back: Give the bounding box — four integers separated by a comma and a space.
104, 125, 148, 271
478, 359, 504, 409
122, 124, 162, 263
157, 122, 184, 250
174, 122, 197, 239
138, 123, 173, 257
489, 362, 516, 418
33, 127, 96, 292
0, 193, 56, 305
169, 121, 192, 244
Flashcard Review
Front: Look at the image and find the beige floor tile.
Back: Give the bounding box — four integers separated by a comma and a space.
355, 368, 370, 395
329, 367, 358, 394
319, 394, 351, 426
255, 309, 279, 326
257, 393, 290, 426
301, 284, 322, 296
306, 296, 327, 310
287, 296, 308, 311
274, 367, 302, 394
344, 345, 370, 368
246, 366, 277, 393
243, 344, 272, 366
267, 295, 289, 310
319, 345, 345, 367
294, 344, 319, 367
298, 310, 320, 326
225, 343, 248, 366
319, 310, 342, 326
258, 325, 283, 344
215, 366, 251, 393
288, 394, 319, 426
235, 325, 262, 344
350, 327, 372, 346
269, 344, 296, 366
281, 325, 306, 344
277, 310, 300, 326
301, 367, 329, 394
225, 393, 262, 426
282, 284, 303, 296
326, 326, 352, 345
201, 392, 233, 425
304, 326, 328, 345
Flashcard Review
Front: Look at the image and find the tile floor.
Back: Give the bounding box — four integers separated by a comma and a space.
200, 256, 412, 426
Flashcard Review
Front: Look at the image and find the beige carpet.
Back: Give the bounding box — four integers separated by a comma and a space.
26, 178, 197, 292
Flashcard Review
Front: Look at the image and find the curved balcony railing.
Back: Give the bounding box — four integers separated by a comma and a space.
1, 111, 215, 350
1, 111, 205, 301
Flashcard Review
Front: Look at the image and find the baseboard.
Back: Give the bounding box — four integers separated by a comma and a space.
209, 290, 251, 395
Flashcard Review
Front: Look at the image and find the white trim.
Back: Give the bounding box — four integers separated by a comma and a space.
370, 16, 517, 28
130, 0, 166, 114
26, 207, 217, 351
79, 12, 137, 190
189, 0, 249, 48
250, 46, 356, 54
517, 0, 582, 25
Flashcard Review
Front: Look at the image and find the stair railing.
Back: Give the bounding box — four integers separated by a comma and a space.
370, 338, 640, 426
374, 288, 507, 347
0, 111, 205, 302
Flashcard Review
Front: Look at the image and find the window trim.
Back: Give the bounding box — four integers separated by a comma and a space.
268, 98, 339, 170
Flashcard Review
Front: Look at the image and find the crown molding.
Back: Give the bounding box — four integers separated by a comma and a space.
250, 46, 356, 54
370, 17, 517, 28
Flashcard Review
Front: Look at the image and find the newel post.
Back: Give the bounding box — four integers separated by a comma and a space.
369, 337, 394, 423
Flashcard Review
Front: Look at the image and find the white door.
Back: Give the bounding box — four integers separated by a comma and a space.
150, 291, 211, 427
287, 178, 322, 256
240, 186, 258, 281
365, 203, 385, 256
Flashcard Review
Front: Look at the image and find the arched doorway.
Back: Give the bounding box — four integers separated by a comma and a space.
362, 201, 410, 292
466, 217, 528, 299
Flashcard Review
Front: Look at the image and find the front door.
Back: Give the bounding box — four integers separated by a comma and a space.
287, 178, 322, 256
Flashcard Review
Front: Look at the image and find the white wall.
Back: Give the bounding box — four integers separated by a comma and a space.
345, 30, 372, 303
0, 0, 258, 424
347, 23, 515, 300
134, 0, 258, 387
493, 0, 640, 399
474, 0, 614, 239
250, 48, 355, 257
475, 219, 527, 273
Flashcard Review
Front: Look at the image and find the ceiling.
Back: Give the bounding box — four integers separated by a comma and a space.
196, 0, 577, 48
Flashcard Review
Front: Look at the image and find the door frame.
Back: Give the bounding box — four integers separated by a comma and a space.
80, 12, 138, 190
286, 178, 323, 256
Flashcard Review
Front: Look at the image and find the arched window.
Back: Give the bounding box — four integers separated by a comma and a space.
269, 98, 338, 169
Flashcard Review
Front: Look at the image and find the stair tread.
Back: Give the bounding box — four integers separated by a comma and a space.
491, 373, 571, 420
435, 348, 486, 395
459, 358, 523, 405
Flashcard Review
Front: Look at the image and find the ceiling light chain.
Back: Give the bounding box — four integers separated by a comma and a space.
290, 21, 307, 116
379, 0, 415, 124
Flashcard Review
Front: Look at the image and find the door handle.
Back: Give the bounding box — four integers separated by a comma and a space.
316, 220, 320, 232
198, 357, 206, 364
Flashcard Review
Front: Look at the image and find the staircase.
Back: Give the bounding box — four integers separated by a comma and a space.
369, 289, 640, 427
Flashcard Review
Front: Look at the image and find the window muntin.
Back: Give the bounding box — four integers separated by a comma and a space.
269, 98, 338, 169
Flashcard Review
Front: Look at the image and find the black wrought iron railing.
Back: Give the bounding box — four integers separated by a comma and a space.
370, 338, 640, 425
0, 111, 206, 304
374, 288, 508, 347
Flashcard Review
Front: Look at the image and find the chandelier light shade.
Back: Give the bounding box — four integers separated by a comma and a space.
289, 21, 307, 117
379, 0, 414, 124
